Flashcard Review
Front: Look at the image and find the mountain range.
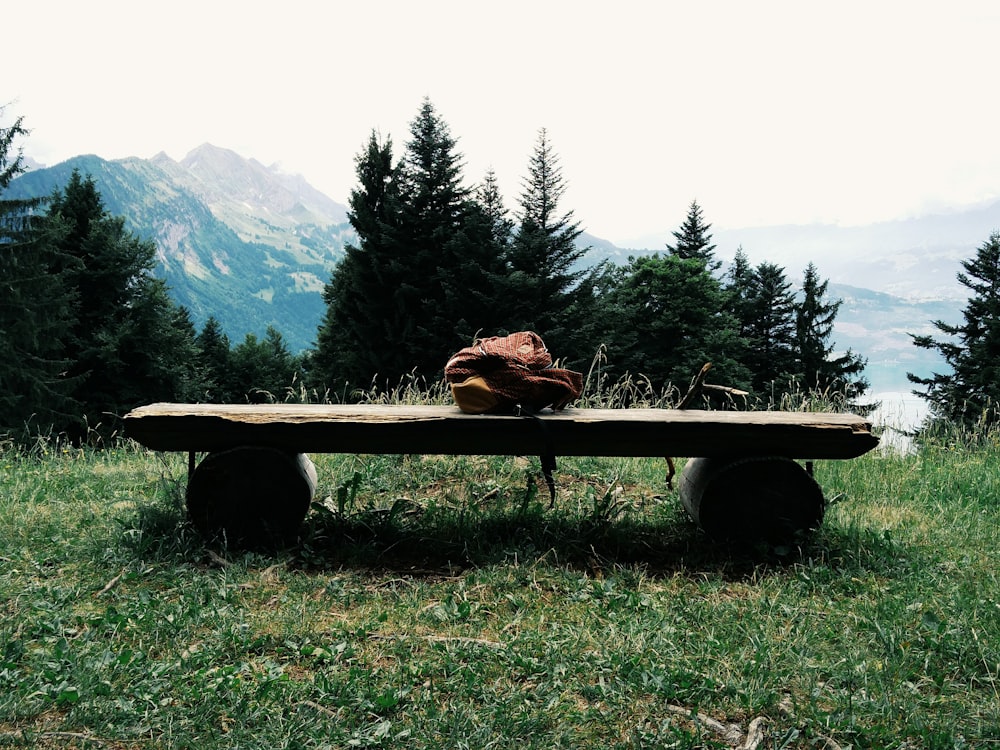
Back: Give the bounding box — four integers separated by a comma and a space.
9, 144, 989, 402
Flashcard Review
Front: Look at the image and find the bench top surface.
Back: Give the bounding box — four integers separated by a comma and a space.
124, 403, 879, 459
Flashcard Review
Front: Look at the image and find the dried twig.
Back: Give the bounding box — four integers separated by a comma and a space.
299, 699, 342, 718
664, 704, 742, 745
664, 704, 768, 749
741, 717, 767, 750
93, 569, 125, 597
676, 363, 713, 410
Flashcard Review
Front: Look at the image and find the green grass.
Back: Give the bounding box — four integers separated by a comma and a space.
1, 435, 999, 748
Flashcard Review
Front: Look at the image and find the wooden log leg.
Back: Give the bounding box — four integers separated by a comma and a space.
186, 447, 317, 549
678, 456, 825, 546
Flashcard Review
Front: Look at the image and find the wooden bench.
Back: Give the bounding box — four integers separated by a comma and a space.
123, 403, 879, 548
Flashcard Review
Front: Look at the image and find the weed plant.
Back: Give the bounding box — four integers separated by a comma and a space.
1, 401, 998, 748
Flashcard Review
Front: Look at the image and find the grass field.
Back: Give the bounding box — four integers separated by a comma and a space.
1, 428, 999, 748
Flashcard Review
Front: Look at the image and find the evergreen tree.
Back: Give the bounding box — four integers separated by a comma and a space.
741, 261, 798, 395
0, 111, 36, 218
230, 326, 299, 402
666, 200, 719, 270
436, 197, 510, 345
391, 98, 470, 365
393, 98, 502, 371
117, 296, 202, 406
195, 316, 232, 402
0, 111, 78, 437
725, 247, 755, 337
603, 253, 750, 392
476, 168, 514, 249
795, 262, 868, 396
501, 128, 593, 362
313, 130, 401, 390
908, 231, 1000, 426
43, 170, 192, 438
313, 101, 507, 391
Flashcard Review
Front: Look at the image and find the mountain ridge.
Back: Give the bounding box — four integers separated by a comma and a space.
7, 146, 353, 351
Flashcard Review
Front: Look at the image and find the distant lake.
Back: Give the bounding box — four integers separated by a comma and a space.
868, 390, 928, 452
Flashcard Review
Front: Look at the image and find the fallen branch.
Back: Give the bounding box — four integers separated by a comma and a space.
663, 704, 767, 749
664, 704, 742, 745
676, 363, 714, 410
93, 569, 125, 597
742, 717, 767, 750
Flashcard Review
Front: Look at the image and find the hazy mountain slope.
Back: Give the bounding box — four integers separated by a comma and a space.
827, 283, 960, 393
7, 148, 351, 351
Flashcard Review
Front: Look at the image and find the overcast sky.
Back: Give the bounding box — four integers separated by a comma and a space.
6, 0, 1000, 247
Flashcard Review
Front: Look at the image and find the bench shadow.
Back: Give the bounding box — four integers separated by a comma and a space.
120, 487, 905, 583
288, 501, 904, 582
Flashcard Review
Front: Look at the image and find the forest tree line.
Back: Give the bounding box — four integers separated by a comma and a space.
4, 101, 996, 442
308, 100, 868, 406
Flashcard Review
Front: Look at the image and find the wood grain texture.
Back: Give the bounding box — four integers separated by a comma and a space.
124, 403, 879, 459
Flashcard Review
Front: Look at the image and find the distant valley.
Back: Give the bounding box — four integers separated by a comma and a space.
10, 144, 989, 410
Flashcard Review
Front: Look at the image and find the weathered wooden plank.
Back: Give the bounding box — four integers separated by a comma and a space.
124, 403, 879, 459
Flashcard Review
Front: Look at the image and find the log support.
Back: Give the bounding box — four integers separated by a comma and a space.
679, 456, 825, 546
185, 447, 317, 549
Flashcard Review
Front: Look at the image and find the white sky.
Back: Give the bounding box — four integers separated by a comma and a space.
6, 0, 1000, 247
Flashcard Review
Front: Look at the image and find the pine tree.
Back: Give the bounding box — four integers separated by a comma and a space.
312, 131, 402, 390
230, 326, 299, 402
725, 247, 755, 337
741, 261, 798, 395
195, 316, 232, 402
393, 98, 497, 372
313, 101, 507, 391
908, 231, 1000, 426
604, 253, 750, 392
0, 110, 79, 438
501, 128, 592, 361
436, 197, 510, 345
666, 200, 719, 270
43, 170, 193, 438
795, 263, 868, 396
1, 111, 35, 217
476, 169, 514, 250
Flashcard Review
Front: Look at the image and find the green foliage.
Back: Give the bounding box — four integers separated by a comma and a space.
599, 253, 750, 391
313, 100, 508, 392
194, 315, 232, 401
725, 251, 867, 404
228, 326, 302, 402
740, 261, 799, 392
313, 130, 401, 389
314, 106, 598, 392
909, 231, 1000, 428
